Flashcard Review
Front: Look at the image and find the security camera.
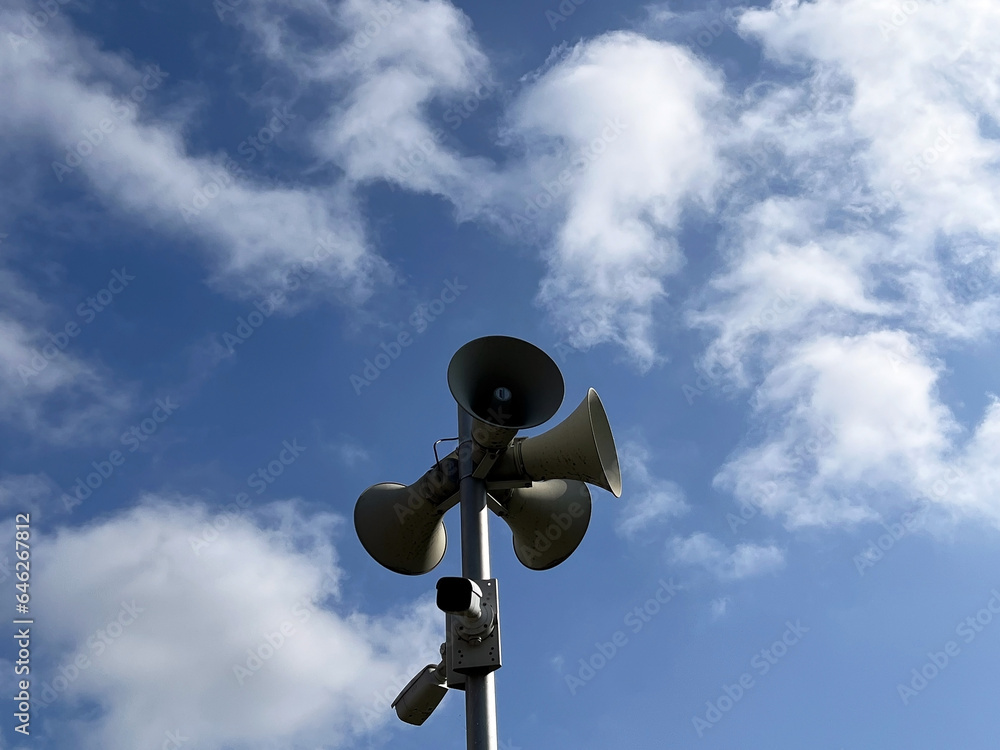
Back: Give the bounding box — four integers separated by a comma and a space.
437, 577, 483, 617
391, 663, 448, 726
437, 577, 495, 639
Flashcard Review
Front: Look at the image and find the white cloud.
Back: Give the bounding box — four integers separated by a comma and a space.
732, 0, 1000, 338
500, 32, 725, 370
0, 4, 386, 303
687, 0, 1000, 376
667, 532, 785, 581
679, 0, 1000, 531
32, 497, 442, 750
316, 0, 496, 200
330, 438, 372, 468
710, 596, 732, 620
0, 267, 133, 445
950, 398, 1000, 519
231, 0, 497, 207
615, 440, 688, 540
0, 315, 134, 444
715, 329, 1000, 529
689, 198, 894, 387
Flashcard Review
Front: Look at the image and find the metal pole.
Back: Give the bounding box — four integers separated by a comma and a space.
458, 407, 498, 750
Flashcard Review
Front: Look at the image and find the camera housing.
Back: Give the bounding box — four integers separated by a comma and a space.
391, 664, 448, 726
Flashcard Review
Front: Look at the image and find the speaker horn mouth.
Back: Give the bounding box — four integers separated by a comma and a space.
448, 336, 564, 429
354, 482, 448, 575
587, 389, 622, 498
492, 389, 622, 497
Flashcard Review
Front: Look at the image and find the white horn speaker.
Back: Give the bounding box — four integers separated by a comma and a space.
490, 388, 622, 497
496, 479, 592, 570
354, 482, 448, 575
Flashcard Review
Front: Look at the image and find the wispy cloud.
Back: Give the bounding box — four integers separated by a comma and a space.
667, 532, 785, 581
710, 596, 732, 619
615, 439, 689, 540
0, 2, 386, 303
329, 438, 372, 468
0, 266, 134, 445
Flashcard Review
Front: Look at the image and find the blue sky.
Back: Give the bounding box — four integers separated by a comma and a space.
2, 0, 1000, 748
